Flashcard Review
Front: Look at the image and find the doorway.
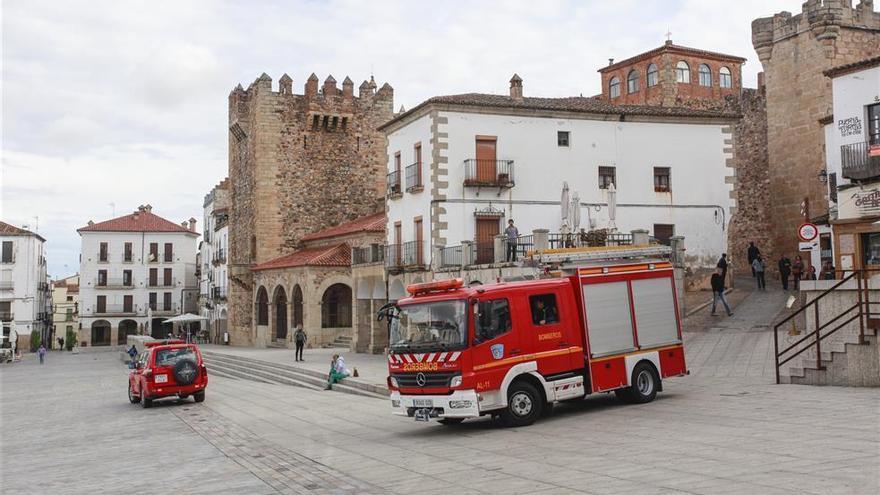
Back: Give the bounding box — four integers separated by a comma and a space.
475, 137, 497, 183
475, 217, 500, 264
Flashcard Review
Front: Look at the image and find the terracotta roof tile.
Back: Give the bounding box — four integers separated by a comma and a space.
77, 210, 195, 234
0, 221, 45, 241
380, 93, 740, 131
300, 212, 385, 242
252, 244, 350, 271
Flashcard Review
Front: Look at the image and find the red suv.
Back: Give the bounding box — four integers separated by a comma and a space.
128, 340, 208, 408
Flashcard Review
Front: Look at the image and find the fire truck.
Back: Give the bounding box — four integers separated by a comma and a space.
380, 253, 686, 427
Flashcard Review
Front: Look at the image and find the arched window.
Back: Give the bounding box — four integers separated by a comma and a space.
646, 64, 658, 87
698, 64, 712, 87
609, 76, 620, 98
626, 70, 639, 94
322, 283, 352, 328
256, 286, 268, 326
676, 61, 690, 83
719, 66, 732, 88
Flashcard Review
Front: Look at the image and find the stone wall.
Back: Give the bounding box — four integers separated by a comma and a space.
752, 1, 880, 272
227, 73, 393, 345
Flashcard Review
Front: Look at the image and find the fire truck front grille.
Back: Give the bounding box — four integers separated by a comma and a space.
392, 372, 458, 388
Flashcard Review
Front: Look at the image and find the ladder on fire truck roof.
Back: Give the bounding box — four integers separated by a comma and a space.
532, 244, 672, 265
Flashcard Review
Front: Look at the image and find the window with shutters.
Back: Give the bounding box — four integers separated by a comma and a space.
123, 242, 133, 262
599, 166, 616, 190
149, 243, 158, 263
97, 270, 107, 286
653, 224, 675, 245
164, 243, 173, 262
149, 268, 158, 286
163, 292, 172, 311
654, 167, 671, 192
99, 242, 109, 262
1, 241, 12, 263
123, 270, 132, 286
148, 292, 157, 310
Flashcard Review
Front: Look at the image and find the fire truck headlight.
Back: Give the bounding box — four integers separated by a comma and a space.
389, 376, 399, 388
448, 400, 473, 409
449, 375, 462, 388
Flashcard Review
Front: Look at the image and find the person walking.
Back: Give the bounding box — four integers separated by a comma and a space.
717, 253, 729, 284
778, 255, 792, 291
504, 219, 519, 262
805, 265, 817, 280
747, 242, 761, 277
293, 324, 307, 362
821, 261, 836, 280
710, 267, 733, 317
752, 255, 766, 290
38, 343, 47, 364
325, 354, 350, 390
792, 255, 804, 290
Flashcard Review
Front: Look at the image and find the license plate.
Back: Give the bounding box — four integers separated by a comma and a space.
414, 408, 431, 422
413, 399, 433, 408
155, 374, 168, 383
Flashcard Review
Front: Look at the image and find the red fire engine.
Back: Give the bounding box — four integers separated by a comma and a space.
381, 259, 686, 427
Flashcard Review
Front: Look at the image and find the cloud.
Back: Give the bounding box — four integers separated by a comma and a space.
2, 0, 808, 277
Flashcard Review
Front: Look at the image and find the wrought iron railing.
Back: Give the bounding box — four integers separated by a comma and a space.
841, 140, 880, 181
463, 159, 515, 187
213, 248, 226, 264
352, 245, 384, 265
0, 310, 12, 320
386, 170, 402, 196
439, 245, 464, 268
405, 163, 422, 191
212, 287, 227, 300
385, 242, 427, 268
89, 304, 139, 316
0, 281, 13, 290
94, 277, 135, 288
147, 277, 177, 288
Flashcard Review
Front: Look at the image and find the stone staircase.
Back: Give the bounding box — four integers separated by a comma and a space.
782, 327, 878, 386
327, 334, 352, 349
201, 350, 388, 399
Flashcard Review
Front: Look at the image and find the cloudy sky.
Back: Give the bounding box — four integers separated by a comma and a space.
2, 0, 803, 278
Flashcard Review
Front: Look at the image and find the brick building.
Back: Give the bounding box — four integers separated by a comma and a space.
598, 40, 745, 108
752, 0, 880, 269
226, 73, 393, 346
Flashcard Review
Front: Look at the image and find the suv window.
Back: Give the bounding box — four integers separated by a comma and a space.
154, 347, 196, 367
475, 299, 511, 342
530, 294, 559, 325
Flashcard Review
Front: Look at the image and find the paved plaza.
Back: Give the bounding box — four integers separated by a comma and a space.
2, 285, 879, 495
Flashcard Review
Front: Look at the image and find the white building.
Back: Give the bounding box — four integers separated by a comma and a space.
822, 56, 880, 273
380, 76, 736, 292
77, 205, 199, 346
50, 274, 80, 349
198, 179, 230, 343
0, 221, 50, 352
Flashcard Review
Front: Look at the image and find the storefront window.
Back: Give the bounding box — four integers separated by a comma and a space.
861, 232, 880, 266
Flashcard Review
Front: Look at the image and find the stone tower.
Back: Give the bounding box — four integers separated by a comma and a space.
752, 0, 880, 263
226, 72, 393, 345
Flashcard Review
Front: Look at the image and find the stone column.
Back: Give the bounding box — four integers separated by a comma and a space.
432, 245, 443, 271
534, 229, 549, 252
670, 236, 686, 267
494, 234, 506, 264
461, 240, 474, 267
631, 229, 650, 246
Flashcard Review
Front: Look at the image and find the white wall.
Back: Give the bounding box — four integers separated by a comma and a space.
386, 108, 733, 266
0, 233, 48, 344
831, 65, 880, 149
386, 113, 434, 247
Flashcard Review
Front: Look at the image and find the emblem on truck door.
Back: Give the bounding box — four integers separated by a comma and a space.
490, 344, 504, 360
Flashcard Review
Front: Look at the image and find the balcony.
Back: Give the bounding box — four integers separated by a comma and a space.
212, 286, 227, 300
89, 304, 138, 316
405, 163, 423, 193
841, 140, 880, 181
97, 252, 110, 263
0, 310, 12, 321
0, 281, 13, 290
149, 303, 179, 316
94, 278, 135, 289
147, 253, 174, 263
386, 170, 402, 198
352, 245, 384, 266
212, 248, 227, 265
385, 241, 427, 270
463, 159, 515, 189
147, 277, 177, 288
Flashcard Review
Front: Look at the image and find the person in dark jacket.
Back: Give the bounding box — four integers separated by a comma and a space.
778, 255, 792, 291
717, 254, 728, 284
792, 255, 804, 290
747, 242, 760, 277
710, 268, 733, 317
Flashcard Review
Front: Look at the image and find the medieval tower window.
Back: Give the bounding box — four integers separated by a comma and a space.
699, 64, 712, 87
627, 70, 639, 93
719, 67, 732, 88
609, 76, 620, 98
646, 64, 658, 87
676, 61, 690, 83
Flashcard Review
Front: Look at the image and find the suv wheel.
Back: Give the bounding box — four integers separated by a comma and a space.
193, 391, 205, 403
141, 396, 153, 409
500, 381, 543, 427
173, 359, 199, 386
128, 383, 140, 404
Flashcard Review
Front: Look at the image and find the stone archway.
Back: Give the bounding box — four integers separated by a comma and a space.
118, 319, 137, 345
321, 283, 352, 328
150, 318, 167, 338
256, 286, 269, 326
91, 320, 111, 347
273, 286, 288, 341
292, 284, 304, 329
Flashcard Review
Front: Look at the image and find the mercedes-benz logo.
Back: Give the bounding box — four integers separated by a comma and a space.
415, 372, 426, 387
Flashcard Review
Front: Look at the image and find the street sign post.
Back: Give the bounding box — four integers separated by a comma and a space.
798, 223, 818, 242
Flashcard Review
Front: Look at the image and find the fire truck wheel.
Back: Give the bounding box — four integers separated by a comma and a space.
501, 381, 543, 427
438, 418, 464, 425
616, 362, 658, 404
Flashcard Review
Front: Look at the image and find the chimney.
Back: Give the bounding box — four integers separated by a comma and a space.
87, 220, 94, 226
181, 221, 189, 229
608, 58, 614, 66
509, 73, 523, 101
188, 218, 197, 232
143, 204, 152, 213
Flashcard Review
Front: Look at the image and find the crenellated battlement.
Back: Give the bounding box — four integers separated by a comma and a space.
753, 0, 879, 62
229, 72, 393, 103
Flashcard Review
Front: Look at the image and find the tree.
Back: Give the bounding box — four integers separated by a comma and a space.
30, 331, 41, 352
65, 328, 77, 351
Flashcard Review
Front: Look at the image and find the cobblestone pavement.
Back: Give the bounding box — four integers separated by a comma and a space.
3, 284, 879, 494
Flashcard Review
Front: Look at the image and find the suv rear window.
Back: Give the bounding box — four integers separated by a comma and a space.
154, 347, 196, 367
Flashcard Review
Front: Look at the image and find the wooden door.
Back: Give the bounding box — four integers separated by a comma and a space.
164, 243, 173, 262
163, 268, 172, 286
149, 243, 158, 262
475, 218, 499, 264
149, 268, 157, 286
96, 295, 106, 314
414, 218, 423, 265
475, 137, 497, 183
123, 295, 133, 313
394, 222, 402, 265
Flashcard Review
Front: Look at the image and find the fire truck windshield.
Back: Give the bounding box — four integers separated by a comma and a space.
389, 300, 467, 352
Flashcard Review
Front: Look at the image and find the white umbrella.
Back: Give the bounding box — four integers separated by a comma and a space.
163, 313, 208, 343
607, 182, 617, 231
570, 192, 581, 231
560, 182, 570, 235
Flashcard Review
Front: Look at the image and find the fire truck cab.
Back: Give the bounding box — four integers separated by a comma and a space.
383, 260, 686, 427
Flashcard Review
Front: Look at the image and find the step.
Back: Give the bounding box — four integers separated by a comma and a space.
328, 342, 351, 349
206, 359, 323, 390
202, 352, 388, 399
334, 335, 353, 342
